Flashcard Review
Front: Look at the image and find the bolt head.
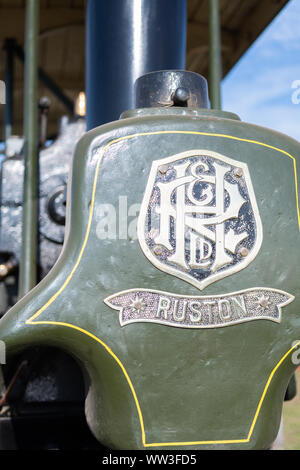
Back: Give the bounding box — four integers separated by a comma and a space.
173, 87, 190, 104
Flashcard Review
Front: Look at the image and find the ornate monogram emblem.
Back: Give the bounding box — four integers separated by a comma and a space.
106, 149, 294, 329
137, 149, 263, 290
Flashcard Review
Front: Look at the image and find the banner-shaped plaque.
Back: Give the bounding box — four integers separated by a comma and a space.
104, 288, 294, 329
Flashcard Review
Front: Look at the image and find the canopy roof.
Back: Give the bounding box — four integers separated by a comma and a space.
0, 0, 289, 136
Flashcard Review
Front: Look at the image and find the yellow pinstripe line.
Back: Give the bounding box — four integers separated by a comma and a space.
27, 320, 147, 445
145, 440, 249, 447
247, 340, 300, 440
25, 130, 300, 447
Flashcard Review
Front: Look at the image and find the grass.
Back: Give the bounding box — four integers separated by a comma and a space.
282, 369, 300, 450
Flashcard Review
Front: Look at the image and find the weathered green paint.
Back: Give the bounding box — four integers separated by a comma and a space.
209, 0, 222, 109
0, 106, 300, 449
19, 0, 39, 298
3, 38, 15, 142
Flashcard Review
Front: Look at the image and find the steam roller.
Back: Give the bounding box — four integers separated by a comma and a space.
0, 70, 299, 450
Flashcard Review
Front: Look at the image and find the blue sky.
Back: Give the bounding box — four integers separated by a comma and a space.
222, 0, 300, 142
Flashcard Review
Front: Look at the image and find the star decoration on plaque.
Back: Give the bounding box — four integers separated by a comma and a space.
130, 295, 147, 314
255, 295, 271, 312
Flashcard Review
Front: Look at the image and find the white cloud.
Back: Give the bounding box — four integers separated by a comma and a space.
264, 1, 300, 44
221, 0, 300, 142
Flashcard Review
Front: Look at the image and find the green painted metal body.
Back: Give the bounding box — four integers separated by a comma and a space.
3, 38, 15, 142
0, 107, 300, 449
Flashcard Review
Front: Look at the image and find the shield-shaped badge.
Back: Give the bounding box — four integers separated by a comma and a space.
137, 149, 263, 290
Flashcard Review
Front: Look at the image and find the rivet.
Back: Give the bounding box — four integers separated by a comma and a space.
133, 301, 144, 310
239, 247, 248, 257
259, 298, 268, 308
153, 245, 163, 256
158, 164, 169, 175
234, 168, 243, 178
0, 264, 8, 277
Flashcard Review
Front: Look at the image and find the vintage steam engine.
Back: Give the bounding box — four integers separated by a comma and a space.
0, 0, 298, 451
0, 68, 300, 449
0, 118, 85, 288
0, 117, 95, 449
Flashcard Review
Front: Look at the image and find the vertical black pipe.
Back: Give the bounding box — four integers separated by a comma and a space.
3, 38, 15, 142
86, 0, 187, 130
19, 0, 39, 298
